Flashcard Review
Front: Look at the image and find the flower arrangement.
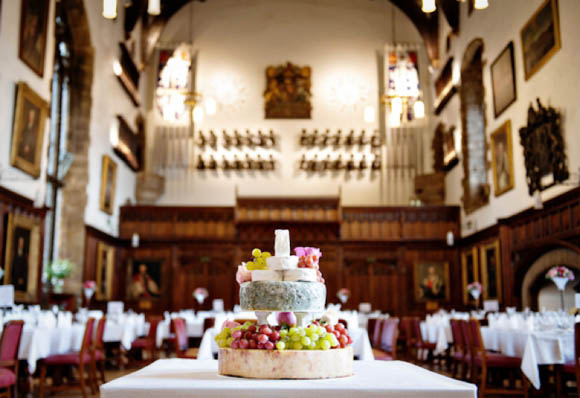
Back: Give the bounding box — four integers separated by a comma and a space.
236, 263, 252, 285
46, 259, 74, 280
83, 280, 96, 290
193, 287, 209, 304
545, 266, 575, 281
466, 281, 482, 293
336, 288, 351, 304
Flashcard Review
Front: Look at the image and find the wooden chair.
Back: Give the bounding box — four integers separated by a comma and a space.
38, 318, 97, 398
413, 318, 436, 362
555, 322, 580, 398
449, 319, 464, 379
467, 319, 529, 398
202, 317, 215, 333
130, 316, 162, 364
369, 318, 383, 348
0, 320, 25, 398
172, 318, 197, 359
401, 317, 418, 360
374, 318, 399, 361
92, 316, 107, 388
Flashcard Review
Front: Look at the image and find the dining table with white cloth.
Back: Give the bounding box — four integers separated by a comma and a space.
196, 326, 374, 360
100, 358, 477, 398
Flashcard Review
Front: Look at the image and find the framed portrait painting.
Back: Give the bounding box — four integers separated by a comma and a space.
10, 82, 49, 178
461, 248, 479, 304
126, 259, 163, 301
264, 62, 311, 119
480, 240, 502, 302
96, 242, 115, 301
414, 262, 450, 302
490, 120, 515, 196
19, 0, 50, 77
2, 213, 41, 303
491, 42, 517, 118
99, 155, 117, 215
521, 0, 561, 81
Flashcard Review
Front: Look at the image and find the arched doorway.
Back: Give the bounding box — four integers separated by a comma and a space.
460, 38, 489, 214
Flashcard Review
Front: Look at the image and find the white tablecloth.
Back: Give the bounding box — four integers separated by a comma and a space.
421, 321, 452, 356
155, 319, 205, 348
197, 327, 374, 361
100, 359, 477, 398
481, 327, 574, 389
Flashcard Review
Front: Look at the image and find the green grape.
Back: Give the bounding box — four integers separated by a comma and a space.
317, 326, 326, 336
298, 328, 306, 337
246, 261, 256, 270
309, 341, 317, 350
289, 327, 298, 336
291, 334, 301, 342
226, 337, 233, 346
293, 342, 303, 350
280, 330, 288, 338
311, 334, 319, 342
329, 334, 339, 347
262, 251, 272, 258
305, 327, 314, 337
256, 258, 266, 269
320, 340, 331, 350
301, 336, 311, 346
252, 248, 262, 258
276, 341, 286, 350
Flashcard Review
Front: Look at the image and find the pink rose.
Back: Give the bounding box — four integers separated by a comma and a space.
221, 320, 241, 331
236, 264, 252, 284
294, 247, 307, 257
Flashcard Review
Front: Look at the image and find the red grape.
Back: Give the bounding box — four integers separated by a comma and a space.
339, 342, 346, 348
261, 327, 273, 336
325, 325, 334, 333
264, 341, 274, 350
339, 335, 348, 346
335, 323, 344, 332
244, 331, 253, 340
248, 325, 257, 333
257, 343, 265, 350
270, 331, 280, 342
249, 339, 257, 349
347, 335, 353, 345
232, 330, 242, 339
333, 331, 341, 338
340, 329, 348, 336
231, 340, 239, 349
257, 334, 269, 344
239, 339, 249, 349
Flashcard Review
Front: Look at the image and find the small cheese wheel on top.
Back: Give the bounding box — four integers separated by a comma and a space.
283, 268, 317, 282
266, 256, 298, 270
251, 270, 283, 282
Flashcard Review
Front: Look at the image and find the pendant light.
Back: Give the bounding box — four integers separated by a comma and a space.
103, 0, 117, 19
413, 100, 425, 119
422, 0, 436, 13
148, 0, 161, 16
474, 0, 489, 10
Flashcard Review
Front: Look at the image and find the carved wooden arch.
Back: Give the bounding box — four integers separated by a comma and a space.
460, 38, 489, 214
56, 0, 95, 292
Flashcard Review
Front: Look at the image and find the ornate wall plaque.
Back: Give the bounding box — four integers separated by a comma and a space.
519, 99, 568, 195
264, 62, 311, 119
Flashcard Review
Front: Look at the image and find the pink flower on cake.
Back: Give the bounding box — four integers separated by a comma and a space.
221, 320, 241, 331
236, 264, 252, 284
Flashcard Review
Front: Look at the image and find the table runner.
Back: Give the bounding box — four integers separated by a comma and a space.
100, 359, 477, 398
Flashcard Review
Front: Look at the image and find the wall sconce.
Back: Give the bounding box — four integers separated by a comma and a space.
474, 0, 489, 10
446, 231, 454, 246
131, 233, 140, 248
109, 119, 119, 147
193, 105, 205, 124
103, 0, 117, 19
422, 0, 436, 13
413, 100, 425, 118
112, 60, 122, 76
148, 0, 161, 16
363, 105, 376, 124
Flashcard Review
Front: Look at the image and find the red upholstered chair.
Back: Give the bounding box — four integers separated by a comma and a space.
38, 318, 97, 398
202, 317, 215, 333
413, 318, 436, 362
374, 318, 399, 361
555, 322, 580, 398
369, 318, 383, 348
467, 319, 529, 398
130, 316, 162, 364
401, 317, 418, 360
0, 320, 24, 398
450, 319, 470, 380
92, 316, 107, 387
172, 318, 197, 359
367, 318, 378, 345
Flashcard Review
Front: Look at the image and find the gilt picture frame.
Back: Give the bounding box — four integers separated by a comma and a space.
18, 0, 49, 77
480, 240, 502, 302
3, 213, 41, 303
490, 120, 515, 197
10, 82, 49, 178
520, 0, 561, 81
99, 155, 117, 215
491, 42, 517, 118
413, 261, 450, 302
96, 242, 115, 301
461, 248, 479, 304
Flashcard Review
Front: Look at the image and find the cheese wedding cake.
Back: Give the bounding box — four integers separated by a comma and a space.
216, 229, 354, 379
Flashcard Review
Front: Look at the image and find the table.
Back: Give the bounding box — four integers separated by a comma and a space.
100, 359, 477, 398
155, 319, 204, 348
197, 327, 374, 360
421, 321, 452, 356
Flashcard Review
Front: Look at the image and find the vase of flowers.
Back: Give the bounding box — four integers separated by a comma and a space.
546, 266, 575, 310
45, 259, 74, 293
336, 288, 351, 305
193, 287, 209, 306
467, 282, 482, 307
83, 280, 96, 306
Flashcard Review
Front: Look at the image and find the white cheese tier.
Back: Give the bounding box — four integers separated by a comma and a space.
251, 269, 317, 282
218, 346, 353, 379
266, 256, 298, 270
240, 281, 326, 312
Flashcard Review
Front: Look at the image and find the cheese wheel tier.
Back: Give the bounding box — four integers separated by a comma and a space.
218, 347, 353, 379
240, 281, 326, 312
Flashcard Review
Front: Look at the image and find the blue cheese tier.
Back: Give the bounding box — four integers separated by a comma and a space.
240, 281, 326, 312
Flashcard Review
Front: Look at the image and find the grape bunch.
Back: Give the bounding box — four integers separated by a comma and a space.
297, 255, 325, 283
215, 321, 353, 351
245, 248, 271, 271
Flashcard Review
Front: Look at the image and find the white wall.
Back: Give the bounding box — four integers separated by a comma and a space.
436, 0, 580, 235
0, 0, 139, 238
0, 0, 55, 204
82, 0, 140, 237
155, 0, 430, 206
